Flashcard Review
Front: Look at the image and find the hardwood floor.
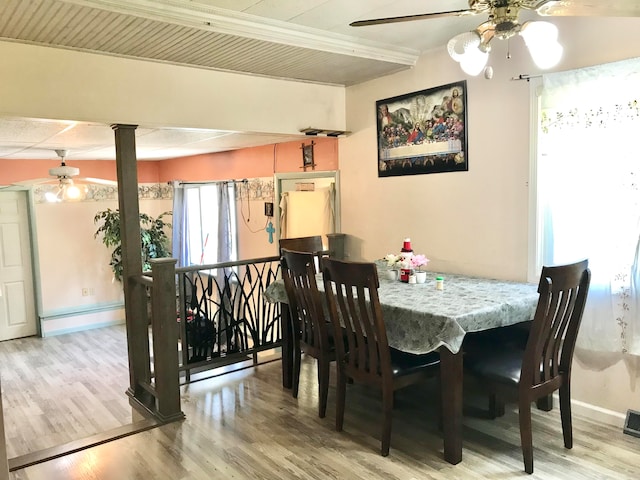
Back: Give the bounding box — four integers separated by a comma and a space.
3, 326, 639, 479
0, 326, 131, 459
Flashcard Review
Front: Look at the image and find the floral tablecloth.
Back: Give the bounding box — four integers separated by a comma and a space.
265, 267, 539, 355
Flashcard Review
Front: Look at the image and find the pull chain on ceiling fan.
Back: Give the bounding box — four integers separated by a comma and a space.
351, 0, 640, 76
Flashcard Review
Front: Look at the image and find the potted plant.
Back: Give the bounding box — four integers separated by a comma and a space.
94, 208, 172, 282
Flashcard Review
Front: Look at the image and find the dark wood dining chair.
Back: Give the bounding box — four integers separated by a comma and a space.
280, 248, 335, 418
321, 257, 440, 456
279, 235, 323, 252
463, 259, 591, 474
279, 235, 325, 272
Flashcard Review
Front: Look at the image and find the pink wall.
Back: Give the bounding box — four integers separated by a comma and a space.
157, 137, 338, 182
1, 137, 338, 184
0, 159, 161, 184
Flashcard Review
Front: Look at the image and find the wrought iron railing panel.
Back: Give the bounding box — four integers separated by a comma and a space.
177, 256, 282, 370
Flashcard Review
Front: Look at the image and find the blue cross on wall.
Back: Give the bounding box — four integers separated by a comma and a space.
266, 221, 275, 244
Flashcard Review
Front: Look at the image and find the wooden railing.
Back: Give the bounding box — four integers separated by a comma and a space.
129, 258, 184, 423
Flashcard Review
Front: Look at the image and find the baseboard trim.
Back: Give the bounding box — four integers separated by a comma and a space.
40, 302, 125, 321
42, 318, 125, 337
560, 394, 627, 428
8, 418, 161, 472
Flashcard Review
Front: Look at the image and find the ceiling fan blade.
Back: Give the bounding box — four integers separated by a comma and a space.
536, 0, 640, 17
81, 177, 117, 186
11, 178, 53, 186
350, 9, 478, 27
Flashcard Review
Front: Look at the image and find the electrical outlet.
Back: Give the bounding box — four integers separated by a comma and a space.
264, 202, 274, 217
82, 288, 89, 296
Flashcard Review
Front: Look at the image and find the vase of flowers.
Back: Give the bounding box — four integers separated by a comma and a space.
384, 254, 401, 280
411, 254, 430, 283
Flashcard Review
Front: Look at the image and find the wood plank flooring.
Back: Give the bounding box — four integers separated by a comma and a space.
0, 326, 132, 459
3, 326, 640, 479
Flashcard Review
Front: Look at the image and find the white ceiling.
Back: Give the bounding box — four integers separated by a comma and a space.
1, 0, 639, 161
0, 117, 304, 161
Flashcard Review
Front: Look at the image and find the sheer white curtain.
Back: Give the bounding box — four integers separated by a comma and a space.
538, 57, 640, 354
171, 182, 237, 267
171, 181, 189, 267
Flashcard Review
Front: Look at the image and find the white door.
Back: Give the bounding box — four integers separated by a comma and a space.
0, 191, 37, 341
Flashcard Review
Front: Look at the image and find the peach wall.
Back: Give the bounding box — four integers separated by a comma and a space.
157, 137, 338, 182
1, 137, 337, 185
0, 159, 161, 184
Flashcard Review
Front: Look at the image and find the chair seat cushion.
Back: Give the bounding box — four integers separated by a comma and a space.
464, 346, 523, 386
463, 321, 532, 352
389, 348, 440, 377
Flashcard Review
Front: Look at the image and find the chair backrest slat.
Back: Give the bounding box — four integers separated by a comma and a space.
279, 235, 323, 254
322, 257, 391, 382
523, 259, 590, 388
281, 249, 329, 354
279, 236, 325, 273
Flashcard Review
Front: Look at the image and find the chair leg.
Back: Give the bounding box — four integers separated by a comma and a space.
559, 382, 573, 449
489, 393, 505, 418
381, 384, 394, 457
292, 346, 301, 399
335, 366, 347, 432
436, 375, 443, 432
519, 399, 534, 474
536, 394, 553, 412
317, 358, 330, 418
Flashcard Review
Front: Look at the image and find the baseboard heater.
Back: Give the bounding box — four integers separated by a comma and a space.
624, 409, 640, 438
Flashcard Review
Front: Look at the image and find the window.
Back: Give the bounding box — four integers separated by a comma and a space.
173, 182, 238, 268
532, 57, 640, 354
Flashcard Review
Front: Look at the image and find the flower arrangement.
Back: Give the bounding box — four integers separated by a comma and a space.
384, 254, 401, 269
384, 253, 411, 269
385, 253, 430, 271
410, 254, 430, 271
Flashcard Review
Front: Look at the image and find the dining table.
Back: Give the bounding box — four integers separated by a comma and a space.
265, 263, 539, 465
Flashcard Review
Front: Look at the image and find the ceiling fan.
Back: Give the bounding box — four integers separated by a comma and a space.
14, 149, 117, 201
351, 1, 640, 75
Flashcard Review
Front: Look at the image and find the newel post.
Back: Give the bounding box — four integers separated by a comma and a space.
112, 124, 154, 411
149, 258, 184, 422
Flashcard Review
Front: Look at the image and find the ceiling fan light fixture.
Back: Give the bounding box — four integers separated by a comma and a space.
44, 191, 61, 203
49, 164, 80, 178
447, 31, 489, 76
528, 40, 563, 69
520, 21, 563, 69
64, 184, 82, 200
447, 31, 479, 62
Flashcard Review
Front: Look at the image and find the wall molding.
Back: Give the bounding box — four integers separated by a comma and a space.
33, 182, 172, 204
40, 301, 125, 322
33, 178, 276, 203
237, 177, 274, 201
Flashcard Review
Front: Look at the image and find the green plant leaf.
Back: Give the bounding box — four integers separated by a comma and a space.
94, 209, 172, 283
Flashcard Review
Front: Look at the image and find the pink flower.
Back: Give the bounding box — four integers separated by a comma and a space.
410, 254, 429, 270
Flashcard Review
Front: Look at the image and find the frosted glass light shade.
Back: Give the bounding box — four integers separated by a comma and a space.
45, 191, 60, 203
65, 184, 81, 200
447, 31, 489, 76
520, 21, 563, 69
460, 48, 489, 76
